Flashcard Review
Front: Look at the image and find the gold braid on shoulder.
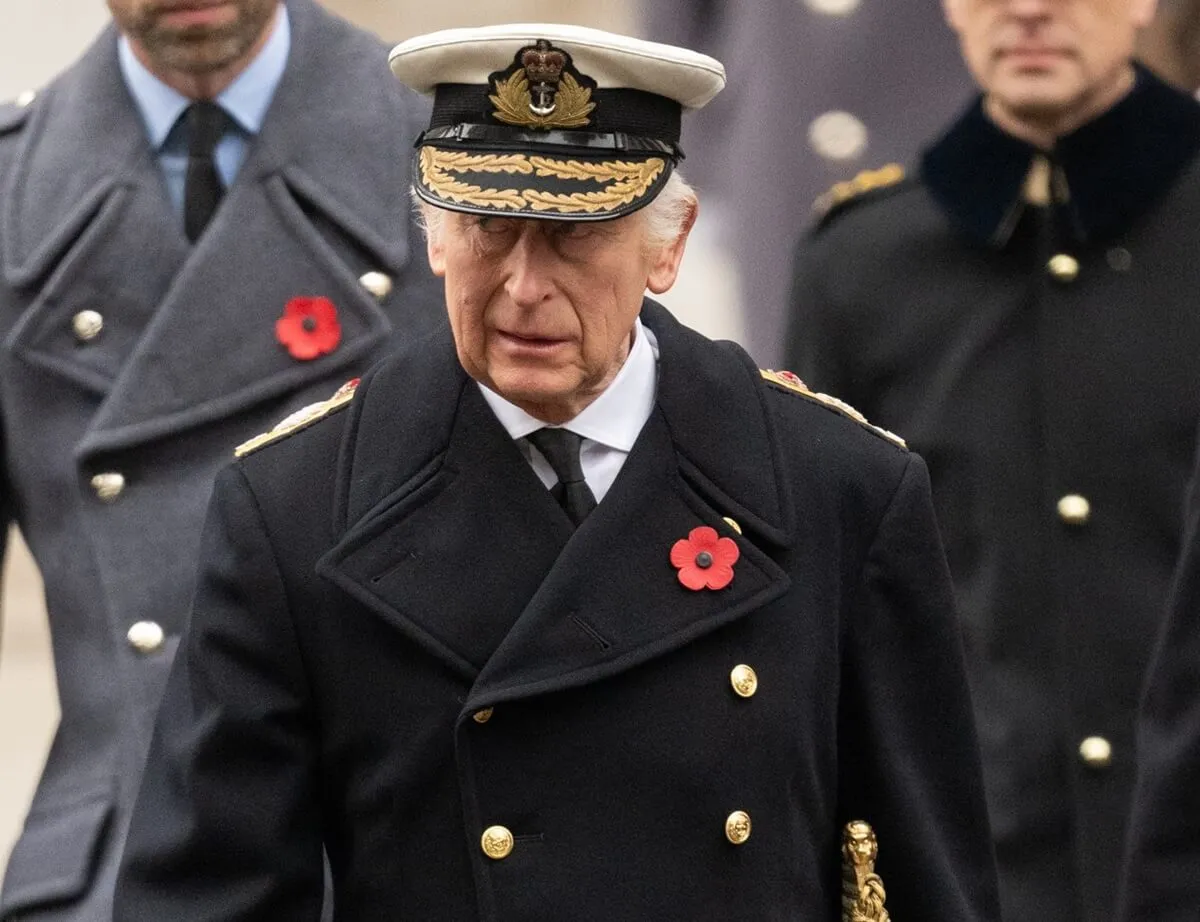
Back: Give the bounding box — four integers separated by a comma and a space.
842, 821, 891, 922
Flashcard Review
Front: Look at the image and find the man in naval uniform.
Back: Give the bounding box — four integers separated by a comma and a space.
0, 1, 441, 918
786, 0, 1200, 918
113, 23, 1001, 922
1116, 431, 1200, 921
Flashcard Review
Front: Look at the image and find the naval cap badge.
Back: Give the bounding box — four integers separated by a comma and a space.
489, 39, 596, 130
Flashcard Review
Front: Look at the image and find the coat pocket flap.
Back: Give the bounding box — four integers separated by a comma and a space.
0, 789, 112, 915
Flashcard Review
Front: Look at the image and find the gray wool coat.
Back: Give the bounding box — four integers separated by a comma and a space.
0, 1, 444, 918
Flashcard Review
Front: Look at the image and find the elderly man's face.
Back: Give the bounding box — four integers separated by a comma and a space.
944, 0, 1157, 137
107, 0, 278, 85
427, 209, 690, 424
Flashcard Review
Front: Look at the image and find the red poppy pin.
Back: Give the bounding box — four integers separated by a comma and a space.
670, 526, 740, 591
275, 296, 341, 360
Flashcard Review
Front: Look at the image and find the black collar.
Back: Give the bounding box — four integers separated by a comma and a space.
920, 65, 1200, 246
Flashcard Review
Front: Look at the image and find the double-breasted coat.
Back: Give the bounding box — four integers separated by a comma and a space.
0, 1, 443, 918
786, 68, 1200, 921
114, 301, 1001, 921
1116, 430, 1200, 922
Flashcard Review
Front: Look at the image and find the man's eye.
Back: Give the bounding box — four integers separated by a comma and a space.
553, 222, 591, 240
476, 216, 514, 234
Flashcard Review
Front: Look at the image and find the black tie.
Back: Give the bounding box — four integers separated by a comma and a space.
527, 428, 598, 526
183, 101, 230, 242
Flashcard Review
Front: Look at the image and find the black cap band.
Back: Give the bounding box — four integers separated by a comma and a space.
417, 124, 684, 161
429, 83, 682, 146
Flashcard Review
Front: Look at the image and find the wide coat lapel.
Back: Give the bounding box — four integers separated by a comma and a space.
319, 302, 795, 697
1, 22, 188, 399
317, 331, 575, 680
3, 0, 428, 457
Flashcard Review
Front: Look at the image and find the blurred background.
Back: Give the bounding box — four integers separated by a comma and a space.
1, 0, 1197, 883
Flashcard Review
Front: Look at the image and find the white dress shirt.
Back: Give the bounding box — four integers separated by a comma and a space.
478, 319, 659, 503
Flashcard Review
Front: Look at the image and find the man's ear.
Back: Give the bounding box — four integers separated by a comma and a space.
426, 229, 447, 277
646, 201, 698, 295
1132, 0, 1159, 30
942, 0, 965, 32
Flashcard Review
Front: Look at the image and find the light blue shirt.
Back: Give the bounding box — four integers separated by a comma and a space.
117, 3, 291, 215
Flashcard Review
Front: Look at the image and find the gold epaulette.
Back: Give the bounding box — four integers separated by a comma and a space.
234, 378, 359, 459
813, 163, 906, 223
760, 369, 906, 449
842, 821, 891, 922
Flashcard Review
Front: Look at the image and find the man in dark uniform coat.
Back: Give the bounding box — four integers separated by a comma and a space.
0, 1, 441, 918
786, 0, 1200, 918
114, 23, 1001, 922
1116, 434, 1200, 922
642, 0, 972, 365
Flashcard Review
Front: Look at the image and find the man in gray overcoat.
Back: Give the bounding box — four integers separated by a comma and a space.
0, 0, 441, 918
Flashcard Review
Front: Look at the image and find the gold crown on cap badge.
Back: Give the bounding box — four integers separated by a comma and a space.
489, 39, 596, 130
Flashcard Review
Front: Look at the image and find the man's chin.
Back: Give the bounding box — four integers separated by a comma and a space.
992, 75, 1083, 122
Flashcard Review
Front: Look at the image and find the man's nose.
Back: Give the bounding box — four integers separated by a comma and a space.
1006, 0, 1054, 18
504, 227, 556, 306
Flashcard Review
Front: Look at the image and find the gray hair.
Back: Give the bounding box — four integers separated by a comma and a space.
414, 168, 697, 250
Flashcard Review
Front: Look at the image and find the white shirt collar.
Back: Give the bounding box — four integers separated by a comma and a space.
117, 2, 290, 147
479, 317, 659, 449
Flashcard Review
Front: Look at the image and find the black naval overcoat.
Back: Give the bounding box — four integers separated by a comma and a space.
1117, 431, 1200, 922
786, 67, 1200, 921
114, 301, 1001, 921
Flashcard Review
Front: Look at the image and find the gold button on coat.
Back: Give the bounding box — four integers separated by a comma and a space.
1079, 736, 1113, 768
725, 811, 752, 845
473, 707, 494, 724
481, 825, 514, 860
730, 664, 758, 698
359, 271, 393, 300
1047, 253, 1080, 282
1057, 494, 1091, 526
72, 310, 104, 342
91, 472, 126, 502
127, 621, 165, 655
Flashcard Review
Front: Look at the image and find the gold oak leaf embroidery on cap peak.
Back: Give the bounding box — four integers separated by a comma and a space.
420, 147, 665, 215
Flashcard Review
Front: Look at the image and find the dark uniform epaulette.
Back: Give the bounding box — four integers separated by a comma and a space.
812, 163, 908, 230
234, 378, 360, 458
0, 90, 36, 136
760, 369, 907, 449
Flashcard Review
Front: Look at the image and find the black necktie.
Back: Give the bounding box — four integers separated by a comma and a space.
527, 428, 598, 526
183, 101, 230, 242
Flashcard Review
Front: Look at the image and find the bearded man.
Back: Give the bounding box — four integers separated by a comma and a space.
786, 0, 1200, 918
0, 1, 442, 918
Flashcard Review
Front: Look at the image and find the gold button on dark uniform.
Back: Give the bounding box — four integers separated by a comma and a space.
1047, 253, 1080, 282
1057, 494, 1091, 526
72, 310, 104, 342
473, 707, 494, 724
730, 664, 758, 698
127, 621, 165, 655
725, 810, 752, 845
91, 472, 126, 502
481, 825, 514, 859
1079, 736, 1113, 769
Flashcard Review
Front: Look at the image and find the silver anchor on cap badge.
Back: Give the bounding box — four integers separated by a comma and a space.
523, 40, 566, 116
